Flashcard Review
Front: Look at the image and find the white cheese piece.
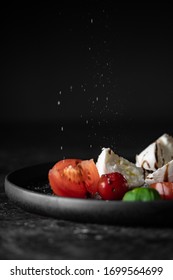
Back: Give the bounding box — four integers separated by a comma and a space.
145, 160, 173, 184
136, 133, 173, 172
96, 148, 144, 188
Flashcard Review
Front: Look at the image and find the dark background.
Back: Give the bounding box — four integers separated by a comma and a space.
1, 1, 173, 160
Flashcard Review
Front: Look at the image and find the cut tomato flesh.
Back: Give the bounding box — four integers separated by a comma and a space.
48, 158, 100, 198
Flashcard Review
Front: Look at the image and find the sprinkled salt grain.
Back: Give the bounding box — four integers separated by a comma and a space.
57, 101, 61, 105
60, 146, 63, 150
86, 120, 89, 124
96, 97, 99, 101
91, 18, 94, 24
70, 85, 73, 91
61, 126, 64, 131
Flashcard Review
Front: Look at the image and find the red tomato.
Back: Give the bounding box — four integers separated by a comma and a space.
97, 172, 129, 200
150, 182, 173, 200
48, 159, 100, 198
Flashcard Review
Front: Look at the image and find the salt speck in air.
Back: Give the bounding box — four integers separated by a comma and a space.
70, 85, 73, 92
57, 101, 61, 105
89, 144, 93, 148
88, 47, 91, 51
61, 126, 64, 132
91, 18, 93, 24
59, 91, 62, 95
60, 146, 63, 150
96, 97, 99, 101
86, 120, 89, 124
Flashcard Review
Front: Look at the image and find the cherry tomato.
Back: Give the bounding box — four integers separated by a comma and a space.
48, 159, 100, 198
150, 182, 173, 200
97, 172, 128, 200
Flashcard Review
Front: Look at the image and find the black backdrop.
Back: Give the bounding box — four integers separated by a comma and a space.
1, 2, 173, 159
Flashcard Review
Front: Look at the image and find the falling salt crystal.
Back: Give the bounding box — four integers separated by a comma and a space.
70, 85, 73, 91
96, 97, 99, 101
91, 18, 93, 24
106, 97, 109, 101
61, 126, 64, 131
81, 228, 89, 234
60, 146, 63, 150
57, 101, 61, 105
89, 144, 93, 148
102, 84, 105, 87
59, 91, 62, 95
95, 235, 103, 240
88, 47, 91, 51
86, 120, 89, 124
83, 88, 86, 92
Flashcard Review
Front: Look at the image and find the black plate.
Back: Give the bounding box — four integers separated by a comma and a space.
4, 162, 173, 226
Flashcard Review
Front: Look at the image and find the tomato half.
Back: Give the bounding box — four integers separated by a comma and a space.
150, 182, 173, 200
48, 159, 100, 198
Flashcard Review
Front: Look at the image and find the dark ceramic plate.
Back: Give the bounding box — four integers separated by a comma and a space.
5, 162, 173, 226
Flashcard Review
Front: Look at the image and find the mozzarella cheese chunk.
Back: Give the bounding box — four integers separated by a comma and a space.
96, 148, 144, 188
136, 133, 173, 172
145, 160, 173, 184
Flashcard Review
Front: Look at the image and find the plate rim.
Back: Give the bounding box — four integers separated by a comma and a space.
4, 162, 173, 226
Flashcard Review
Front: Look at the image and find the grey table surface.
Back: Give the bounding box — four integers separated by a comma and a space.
1, 124, 173, 260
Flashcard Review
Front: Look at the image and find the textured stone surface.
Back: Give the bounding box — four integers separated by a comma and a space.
1, 145, 173, 260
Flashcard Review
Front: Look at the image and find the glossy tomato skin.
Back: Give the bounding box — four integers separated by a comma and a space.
150, 182, 173, 200
97, 172, 129, 200
48, 159, 100, 198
